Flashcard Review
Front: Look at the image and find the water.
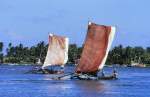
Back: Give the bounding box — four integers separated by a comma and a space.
0, 65, 150, 97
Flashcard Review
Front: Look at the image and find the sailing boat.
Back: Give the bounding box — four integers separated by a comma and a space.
74, 22, 116, 79
57, 22, 116, 80
37, 58, 42, 65
131, 57, 145, 67
41, 33, 69, 74
36, 46, 43, 65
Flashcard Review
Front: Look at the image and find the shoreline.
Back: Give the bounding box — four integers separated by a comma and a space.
0, 63, 150, 68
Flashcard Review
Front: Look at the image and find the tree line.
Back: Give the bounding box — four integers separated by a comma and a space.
106, 45, 150, 65
0, 42, 150, 65
0, 42, 82, 64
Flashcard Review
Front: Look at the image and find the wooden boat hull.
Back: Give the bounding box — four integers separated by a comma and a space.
42, 69, 64, 74
26, 68, 64, 74
53, 73, 117, 80
98, 75, 117, 80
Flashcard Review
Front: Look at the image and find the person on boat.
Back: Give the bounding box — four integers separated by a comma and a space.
75, 59, 80, 66
41, 68, 50, 74
112, 69, 117, 78
57, 66, 64, 74
101, 70, 105, 77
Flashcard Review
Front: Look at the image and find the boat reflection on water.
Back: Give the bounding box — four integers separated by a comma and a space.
43, 80, 108, 97
72, 80, 106, 92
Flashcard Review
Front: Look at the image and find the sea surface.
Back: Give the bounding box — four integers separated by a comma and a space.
0, 64, 150, 97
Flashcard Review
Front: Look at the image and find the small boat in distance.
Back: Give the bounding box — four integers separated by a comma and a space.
56, 22, 117, 80
40, 33, 69, 74
36, 58, 42, 65
130, 57, 146, 67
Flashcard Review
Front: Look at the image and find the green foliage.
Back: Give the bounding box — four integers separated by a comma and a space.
68, 44, 81, 64
1, 41, 150, 66
0, 42, 3, 52
107, 45, 147, 65
5, 42, 47, 64
0, 42, 3, 63
4, 42, 83, 64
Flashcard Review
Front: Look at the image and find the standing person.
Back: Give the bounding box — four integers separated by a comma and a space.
112, 68, 117, 78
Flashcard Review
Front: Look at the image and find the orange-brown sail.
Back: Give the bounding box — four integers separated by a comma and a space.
76, 22, 116, 73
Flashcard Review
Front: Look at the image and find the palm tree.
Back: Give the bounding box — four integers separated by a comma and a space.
0, 42, 3, 63
0, 42, 3, 52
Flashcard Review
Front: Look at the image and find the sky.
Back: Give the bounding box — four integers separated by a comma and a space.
0, 0, 150, 51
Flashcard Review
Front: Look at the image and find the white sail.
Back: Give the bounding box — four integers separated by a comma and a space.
98, 27, 116, 70
42, 34, 69, 69
62, 37, 69, 67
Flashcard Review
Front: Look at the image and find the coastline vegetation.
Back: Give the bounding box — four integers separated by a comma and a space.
0, 42, 150, 66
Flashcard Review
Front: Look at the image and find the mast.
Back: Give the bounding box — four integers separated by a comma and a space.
42, 33, 69, 69
75, 22, 116, 74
